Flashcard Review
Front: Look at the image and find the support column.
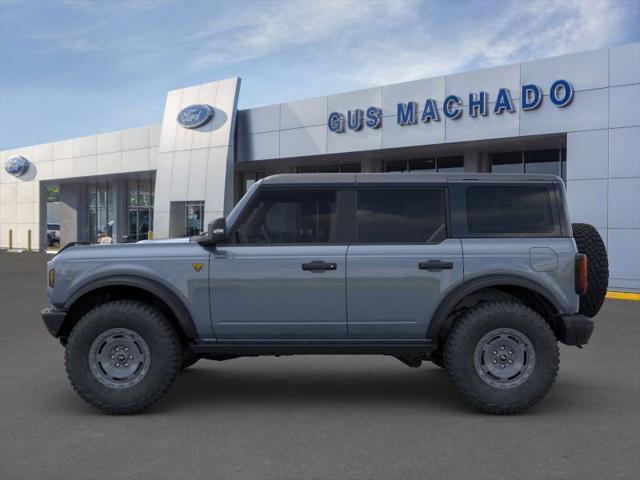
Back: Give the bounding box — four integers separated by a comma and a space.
59, 183, 85, 247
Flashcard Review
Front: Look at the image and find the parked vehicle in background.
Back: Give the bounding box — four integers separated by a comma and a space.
46, 224, 60, 247
41, 173, 608, 415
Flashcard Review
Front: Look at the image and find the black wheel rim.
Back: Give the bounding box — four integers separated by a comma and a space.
473, 328, 536, 389
88, 328, 151, 389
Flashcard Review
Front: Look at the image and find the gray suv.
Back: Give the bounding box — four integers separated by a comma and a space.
42, 173, 608, 414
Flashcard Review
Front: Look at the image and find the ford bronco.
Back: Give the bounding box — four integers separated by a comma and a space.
42, 173, 608, 414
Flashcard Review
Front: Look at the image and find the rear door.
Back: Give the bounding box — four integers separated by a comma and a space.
210, 188, 349, 339
346, 187, 463, 339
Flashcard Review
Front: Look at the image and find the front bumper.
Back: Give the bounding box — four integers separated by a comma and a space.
41, 306, 68, 338
557, 314, 594, 346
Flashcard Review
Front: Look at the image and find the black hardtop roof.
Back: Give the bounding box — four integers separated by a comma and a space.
260, 172, 562, 187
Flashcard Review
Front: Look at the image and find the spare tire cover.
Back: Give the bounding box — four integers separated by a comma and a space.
572, 223, 609, 317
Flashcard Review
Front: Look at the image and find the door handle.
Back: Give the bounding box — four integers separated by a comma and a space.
302, 261, 337, 272
419, 260, 454, 271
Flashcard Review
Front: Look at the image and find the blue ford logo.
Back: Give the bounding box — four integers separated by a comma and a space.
5, 156, 30, 177
176, 104, 214, 129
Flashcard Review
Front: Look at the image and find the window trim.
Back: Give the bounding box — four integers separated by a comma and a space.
353, 186, 450, 245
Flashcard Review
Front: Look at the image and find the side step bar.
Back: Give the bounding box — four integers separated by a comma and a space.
190, 341, 437, 357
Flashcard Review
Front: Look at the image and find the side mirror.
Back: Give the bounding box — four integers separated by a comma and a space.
208, 217, 227, 244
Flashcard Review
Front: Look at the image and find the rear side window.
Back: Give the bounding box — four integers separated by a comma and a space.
356, 189, 446, 243
466, 186, 556, 234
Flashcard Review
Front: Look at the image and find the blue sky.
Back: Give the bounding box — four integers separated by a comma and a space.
1, 0, 639, 149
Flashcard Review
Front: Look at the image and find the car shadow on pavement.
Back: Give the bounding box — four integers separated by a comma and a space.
150, 361, 578, 415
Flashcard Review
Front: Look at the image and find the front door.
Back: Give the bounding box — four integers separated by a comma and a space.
346, 187, 463, 339
210, 188, 348, 339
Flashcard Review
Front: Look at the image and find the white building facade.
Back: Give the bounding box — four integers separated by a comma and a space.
1, 43, 639, 291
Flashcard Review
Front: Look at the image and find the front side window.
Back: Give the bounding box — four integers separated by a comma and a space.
356, 189, 447, 243
235, 190, 337, 244
466, 186, 556, 234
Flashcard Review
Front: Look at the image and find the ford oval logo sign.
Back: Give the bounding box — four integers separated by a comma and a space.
5, 155, 30, 177
176, 104, 214, 129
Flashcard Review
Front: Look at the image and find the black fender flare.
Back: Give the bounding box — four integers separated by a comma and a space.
426, 274, 564, 341
64, 275, 197, 338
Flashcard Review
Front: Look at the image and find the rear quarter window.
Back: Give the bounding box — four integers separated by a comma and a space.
466, 186, 558, 235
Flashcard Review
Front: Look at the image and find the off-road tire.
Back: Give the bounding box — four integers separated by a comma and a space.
572, 223, 608, 318
444, 301, 559, 415
65, 300, 181, 414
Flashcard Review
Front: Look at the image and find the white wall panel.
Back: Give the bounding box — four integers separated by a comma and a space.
608, 178, 640, 228
610, 84, 640, 128
34, 143, 54, 163
97, 131, 122, 154
520, 88, 608, 136
609, 127, 640, 178
74, 135, 97, 157
566, 129, 609, 180
566, 179, 608, 228
446, 104, 519, 142
383, 77, 445, 113
328, 87, 382, 113
446, 64, 520, 101
122, 126, 150, 151
280, 126, 327, 157
237, 131, 279, 161
610, 43, 640, 86
281, 97, 327, 129
187, 148, 208, 201
96, 152, 122, 175
122, 149, 150, 173
521, 48, 609, 92
35, 162, 53, 181
608, 228, 640, 284
238, 104, 280, 134
73, 155, 97, 178
149, 124, 161, 147
383, 118, 445, 149
169, 150, 190, 201
53, 158, 74, 178
52, 139, 73, 160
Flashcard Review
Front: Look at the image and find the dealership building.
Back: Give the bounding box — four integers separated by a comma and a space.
1, 42, 639, 291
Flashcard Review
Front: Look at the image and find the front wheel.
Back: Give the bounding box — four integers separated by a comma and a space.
444, 301, 559, 414
65, 300, 182, 414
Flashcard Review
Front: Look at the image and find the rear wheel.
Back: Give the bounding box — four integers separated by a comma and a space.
572, 223, 608, 317
65, 300, 181, 414
444, 301, 559, 414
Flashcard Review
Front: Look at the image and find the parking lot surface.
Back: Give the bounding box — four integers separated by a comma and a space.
1, 251, 639, 480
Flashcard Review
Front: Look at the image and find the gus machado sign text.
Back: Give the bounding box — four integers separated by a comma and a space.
327, 79, 573, 133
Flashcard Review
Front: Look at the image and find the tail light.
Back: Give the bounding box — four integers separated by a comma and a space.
575, 254, 588, 295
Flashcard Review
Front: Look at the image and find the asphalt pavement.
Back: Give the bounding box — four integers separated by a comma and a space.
1, 251, 639, 480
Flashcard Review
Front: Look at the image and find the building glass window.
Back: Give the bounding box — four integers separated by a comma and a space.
491, 149, 567, 181
185, 201, 205, 237
491, 152, 524, 174
525, 149, 561, 176
87, 182, 113, 243
127, 178, 155, 242
296, 163, 361, 174
384, 156, 463, 173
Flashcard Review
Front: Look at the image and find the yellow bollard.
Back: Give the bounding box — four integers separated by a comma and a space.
148, 230, 153, 240
8, 229, 12, 250
28, 229, 32, 252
